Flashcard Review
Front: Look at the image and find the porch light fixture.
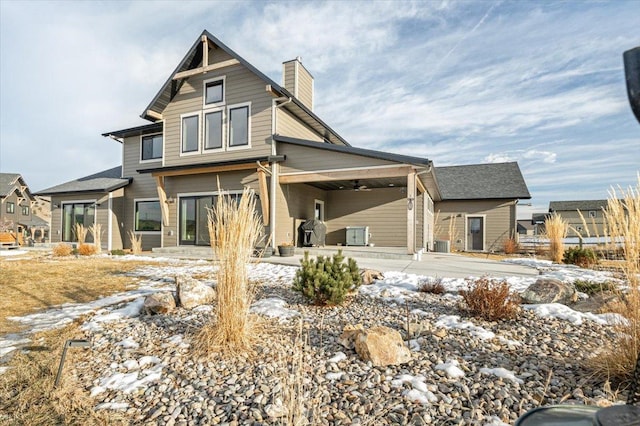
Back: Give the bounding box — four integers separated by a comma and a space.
166, 197, 176, 204
407, 197, 414, 211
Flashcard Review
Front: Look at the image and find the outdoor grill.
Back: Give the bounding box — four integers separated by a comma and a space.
299, 219, 326, 247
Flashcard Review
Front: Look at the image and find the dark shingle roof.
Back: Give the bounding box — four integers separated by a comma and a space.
0, 172, 34, 200
36, 167, 131, 195
274, 135, 431, 167
549, 200, 609, 212
102, 122, 163, 139
434, 162, 531, 200
0, 173, 21, 197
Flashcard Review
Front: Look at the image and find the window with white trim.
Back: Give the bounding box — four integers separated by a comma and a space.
141, 134, 163, 161
135, 200, 161, 232
204, 110, 223, 150
21, 206, 29, 216
181, 114, 199, 153
229, 105, 249, 147
6, 202, 14, 214
204, 79, 224, 106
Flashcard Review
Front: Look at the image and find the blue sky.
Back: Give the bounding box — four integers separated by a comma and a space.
1, 0, 638, 219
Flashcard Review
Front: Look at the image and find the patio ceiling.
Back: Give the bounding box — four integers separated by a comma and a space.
305, 176, 407, 191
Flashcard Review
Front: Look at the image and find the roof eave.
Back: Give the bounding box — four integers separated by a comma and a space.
35, 179, 132, 197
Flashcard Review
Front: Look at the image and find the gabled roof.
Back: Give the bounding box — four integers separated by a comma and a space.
36, 167, 131, 196
549, 200, 609, 212
139, 30, 349, 146
0, 172, 34, 200
434, 162, 531, 200
274, 135, 431, 167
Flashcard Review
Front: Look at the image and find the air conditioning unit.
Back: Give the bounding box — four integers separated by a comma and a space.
434, 240, 450, 253
345, 226, 369, 246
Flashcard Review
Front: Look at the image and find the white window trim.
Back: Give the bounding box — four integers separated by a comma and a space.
203, 76, 226, 109
133, 198, 162, 234
139, 132, 163, 163
180, 112, 202, 156
464, 214, 486, 252
227, 102, 251, 151
6, 201, 15, 213
202, 107, 226, 152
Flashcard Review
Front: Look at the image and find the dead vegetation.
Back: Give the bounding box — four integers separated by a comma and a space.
543, 213, 568, 263
194, 187, 264, 356
586, 176, 640, 388
0, 256, 154, 335
459, 277, 521, 321
0, 323, 128, 425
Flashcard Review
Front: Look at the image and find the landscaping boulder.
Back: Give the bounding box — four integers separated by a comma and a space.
360, 268, 384, 285
176, 276, 216, 309
521, 278, 578, 304
143, 292, 176, 315
354, 325, 411, 366
338, 323, 365, 350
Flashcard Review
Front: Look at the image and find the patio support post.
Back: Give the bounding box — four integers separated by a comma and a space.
407, 171, 416, 255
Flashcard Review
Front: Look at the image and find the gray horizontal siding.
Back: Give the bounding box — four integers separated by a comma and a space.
276, 108, 323, 142
163, 64, 272, 167
275, 183, 326, 246
434, 200, 515, 252
278, 143, 397, 173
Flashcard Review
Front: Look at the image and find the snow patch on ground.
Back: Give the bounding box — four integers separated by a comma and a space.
435, 315, 496, 340
524, 303, 626, 325
480, 367, 524, 384
251, 297, 299, 320
390, 374, 438, 405
435, 359, 465, 379
328, 352, 347, 363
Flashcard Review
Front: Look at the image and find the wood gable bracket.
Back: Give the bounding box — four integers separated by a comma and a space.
256, 162, 270, 226
155, 176, 170, 227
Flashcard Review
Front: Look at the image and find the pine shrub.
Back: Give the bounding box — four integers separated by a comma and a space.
293, 250, 361, 305
563, 247, 598, 268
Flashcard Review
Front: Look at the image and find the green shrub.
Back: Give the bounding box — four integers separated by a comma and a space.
563, 247, 598, 268
459, 277, 520, 321
110, 249, 126, 256
574, 279, 617, 295
293, 250, 361, 305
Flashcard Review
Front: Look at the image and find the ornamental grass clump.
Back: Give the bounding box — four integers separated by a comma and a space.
543, 213, 568, 263
52, 243, 73, 257
128, 231, 142, 254
88, 223, 102, 254
586, 175, 640, 388
293, 250, 361, 306
196, 187, 263, 355
459, 277, 521, 321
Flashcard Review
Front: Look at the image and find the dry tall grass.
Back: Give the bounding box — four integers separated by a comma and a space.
128, 231, 142, 254
0, 324, 127, 425
587, 176, 640, 387
543, 213, 568, 263
196, 187, 263, 355
89, 224, 102, 254
74, 224, 88, 245
52, 243, 73, 257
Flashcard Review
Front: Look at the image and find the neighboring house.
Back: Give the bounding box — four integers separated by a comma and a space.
0, 172, 47, 245
517, 220, 535, 236
433, 163, 531, 252
38, 30, 530, 254
548, 200, 609, 238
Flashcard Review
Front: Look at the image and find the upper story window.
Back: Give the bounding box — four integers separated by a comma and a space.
6, 202, 15, 214
229, 105, 250, 148
141, 134, 163, 161
204, 110, 223, 150
21, 206, 29, 216
181, 114, 200, 153
588, 210, 597, 218
204, 77, 224, 106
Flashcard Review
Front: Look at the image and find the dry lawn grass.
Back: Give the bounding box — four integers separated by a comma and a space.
0, 323, 128, 425
0, 256, 153, 335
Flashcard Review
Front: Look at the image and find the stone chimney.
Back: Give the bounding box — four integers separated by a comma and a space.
282, 57, 314, 111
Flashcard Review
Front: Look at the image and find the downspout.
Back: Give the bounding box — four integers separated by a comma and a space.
270, 96, 292, 248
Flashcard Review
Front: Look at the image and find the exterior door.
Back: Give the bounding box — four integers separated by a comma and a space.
467, 217, 484, 251
180, 196, 213, 246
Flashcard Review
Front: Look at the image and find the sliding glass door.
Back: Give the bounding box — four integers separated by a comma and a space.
179, 196, 213, 246
62, 202, 95, 242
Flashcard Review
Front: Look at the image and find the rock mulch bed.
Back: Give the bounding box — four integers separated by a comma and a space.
73, 264, 619, 426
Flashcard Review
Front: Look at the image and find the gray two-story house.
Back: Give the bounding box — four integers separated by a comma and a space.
38, 31, 530, 254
